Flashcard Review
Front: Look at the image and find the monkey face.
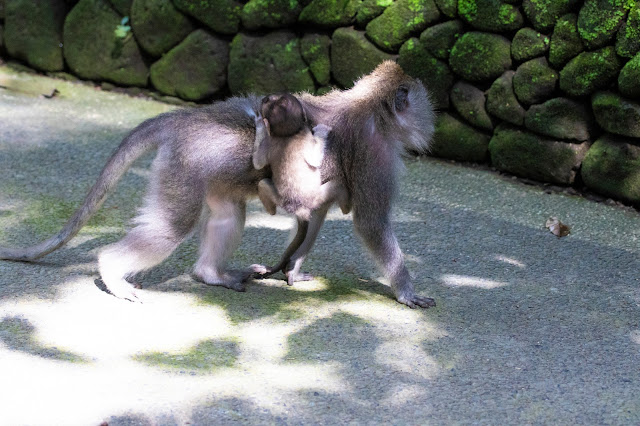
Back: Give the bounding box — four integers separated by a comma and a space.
261, 93, 306, 138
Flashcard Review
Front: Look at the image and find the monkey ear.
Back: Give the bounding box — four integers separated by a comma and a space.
394, 85, 410, 112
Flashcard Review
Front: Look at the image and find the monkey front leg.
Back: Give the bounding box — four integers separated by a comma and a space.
353, 213, 436, 309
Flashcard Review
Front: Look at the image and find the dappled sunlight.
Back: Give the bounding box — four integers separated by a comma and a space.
441, 274, 508, 289
493, 254, 526, 268
0, 275, 444, 424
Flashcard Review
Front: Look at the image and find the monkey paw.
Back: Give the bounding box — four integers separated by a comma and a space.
285, 270, 314, 286
192, 268, 250, 292
95, 278, 141, 303
396, 293, 436, 309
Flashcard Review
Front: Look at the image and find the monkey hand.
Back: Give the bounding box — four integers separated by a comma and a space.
311, 124, 331, 139
396, 290, 436, 309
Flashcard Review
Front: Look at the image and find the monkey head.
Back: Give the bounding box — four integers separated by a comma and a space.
261, 93, 307, 138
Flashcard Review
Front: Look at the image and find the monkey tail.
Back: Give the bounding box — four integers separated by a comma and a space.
0, 116, 164, 261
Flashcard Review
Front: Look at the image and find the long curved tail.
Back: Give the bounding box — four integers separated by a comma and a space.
0, 116, 165, 261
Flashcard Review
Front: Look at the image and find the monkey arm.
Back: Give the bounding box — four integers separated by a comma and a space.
252, 117, 271, 170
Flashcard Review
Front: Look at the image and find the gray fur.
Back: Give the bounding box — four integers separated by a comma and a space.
0, 61, 436, 308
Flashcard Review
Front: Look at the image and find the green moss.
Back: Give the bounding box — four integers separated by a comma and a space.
486, 71, 526, 125
63, 0, 148, 86
419, 19, 463, 59
299, 0, 362, 27
592, 91, 640, 138
301, 33, 331, 85
524, 97, 591, 141
549, 13, 584, 68
432, 112, 491, 162
150, 30, 229, 101
577, 0, 632, 49
0, 316, 89, 363
458, 0, 523, 32
522, 0, 578, 32
134, 338, 239, 373
398, 37, 453, 108
616, 3, 640, 57
581, 136, 640, 204
511, 27, 550, 62
449, 31, 512, 82
513, 57, 558, 105
130, 0, 194, 57
331, 27, 393, 88
108, 0, 132, 15
618, 51, 640, 97
559, 46, 621, 96
450, 81, 493, 131
241, 0, 302, 29
434, 0, 457, 18
489, 124, 589, 185
4, 0, 66, 71
366, 0, 440, 52
228, 31, 315, 94
173, 0, 243, 34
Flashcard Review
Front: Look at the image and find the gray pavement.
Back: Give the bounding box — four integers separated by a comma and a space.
0, 65, 639, 425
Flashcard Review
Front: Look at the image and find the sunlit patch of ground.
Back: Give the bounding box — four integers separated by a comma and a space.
0, 277, 443, 425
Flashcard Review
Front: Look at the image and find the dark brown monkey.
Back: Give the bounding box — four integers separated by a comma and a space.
252, 93, 350, 221
0, 61, 436, 308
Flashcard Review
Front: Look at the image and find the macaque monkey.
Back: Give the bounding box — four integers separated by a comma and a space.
252, 93, 351, 220
0, 61, 436, 308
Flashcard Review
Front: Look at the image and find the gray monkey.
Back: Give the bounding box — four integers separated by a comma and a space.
0, 61, 437, 308
252, 93, 351, 221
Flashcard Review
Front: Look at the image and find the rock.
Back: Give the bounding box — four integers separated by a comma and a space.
301, 33, 331, 86
355, 0, 392, 26
513, 57, 558, 105
299, 0, 360, 28
419, 19, 463, 60
489, 124, 590, 185
131, 0, 194, 57
522, 0, 578, 33
63, 0, 148, 86
331, 27, 393, 88
581, 135, 640, 204
511, 28, 550, 62
618, 52, 640, 98
449, 32, 511, 82
150, 30, 228, 101
450, 81, 493, 130
107, 0, 133, 16
173, 0, 243, 35
242, 0, 301, 30
108, 0, 131, 15
434, 0, 456, 18
228, 31, 315, 94
549, 13, 584, 68
397, 37, 453, 108
616, 4, 640, 58
457, 0, 523, 33
0, 0, 4, 19
559, 47, 621, 96
4, 0, 66, 71
525, 98, 591, 141
592, 91, 640, 138
577, 0, 630, 50
366, 0, 440, 52
486, 71, 526, 126
431, 113, 491, 162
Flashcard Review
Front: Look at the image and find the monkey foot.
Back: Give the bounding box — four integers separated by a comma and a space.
396, 293, 436, 309
95, 278, 141, 303
285, 271, 314, 286
192, 268, 252, 292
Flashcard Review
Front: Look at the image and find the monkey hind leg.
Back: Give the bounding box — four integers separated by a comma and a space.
193, 198, 253, 292
98, 208, 197, 301
258, 179, 279, 215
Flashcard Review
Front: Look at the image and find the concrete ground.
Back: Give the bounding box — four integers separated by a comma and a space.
0, 65, 639, 425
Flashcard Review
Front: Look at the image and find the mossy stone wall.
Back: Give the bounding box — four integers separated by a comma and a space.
1, 0, 640, 205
